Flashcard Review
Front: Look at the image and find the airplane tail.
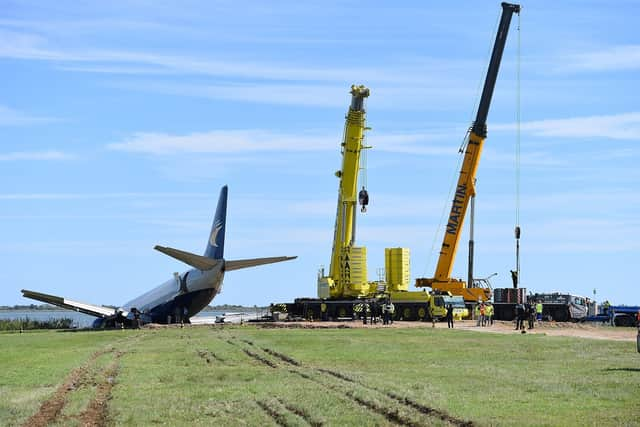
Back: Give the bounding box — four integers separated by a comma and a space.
155, 185, 296, 271
204, 185, 228, 260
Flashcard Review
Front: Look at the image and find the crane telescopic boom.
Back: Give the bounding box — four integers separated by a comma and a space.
416, 2, 521, 302
318, 85, 371, 299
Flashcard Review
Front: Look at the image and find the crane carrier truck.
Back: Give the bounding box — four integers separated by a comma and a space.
271, 85, 454, 322
415, 2, 521, 311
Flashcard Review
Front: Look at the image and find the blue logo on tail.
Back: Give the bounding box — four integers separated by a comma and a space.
204, 186, 227, 259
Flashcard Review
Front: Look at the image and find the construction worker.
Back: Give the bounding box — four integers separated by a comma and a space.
515, 303, 525, 330
475, 304, 481, 326
486, 303, 494, 326
527, 303, 535, 329
602, 300, 610, 316
535, 300, 543, 324
480, 303, 486, 327
382, 300, 389, 325
446, 304, 454, 328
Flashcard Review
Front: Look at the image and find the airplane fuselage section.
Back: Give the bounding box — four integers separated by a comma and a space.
121, 263, 224, 324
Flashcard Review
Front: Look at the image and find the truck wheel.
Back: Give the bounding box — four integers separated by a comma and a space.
418, 307, 427, 320
615, 315, 633, 327
306, 308, 316, 321
337, 306, 348, 318
553, 308, 568, 322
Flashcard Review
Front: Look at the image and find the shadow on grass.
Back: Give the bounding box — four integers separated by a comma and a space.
604, 368, 640, 373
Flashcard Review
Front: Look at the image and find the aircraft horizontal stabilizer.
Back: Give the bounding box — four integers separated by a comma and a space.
21, 289, 119, 318
154, 245, 220, 270
225, 256, 297, 272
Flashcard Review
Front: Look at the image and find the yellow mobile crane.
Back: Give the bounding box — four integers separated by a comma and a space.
272, 85, 450, 321
317, 84, 371, 300
416, 2, 521, 304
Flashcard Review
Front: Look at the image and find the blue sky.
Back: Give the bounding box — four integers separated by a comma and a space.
2, 0, 639, 307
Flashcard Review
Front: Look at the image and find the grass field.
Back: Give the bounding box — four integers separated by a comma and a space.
1, 325, 639, 426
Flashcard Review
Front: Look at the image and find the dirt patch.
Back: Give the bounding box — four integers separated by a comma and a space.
259, 322, 352, 329
255, 320, 637, 342
453, 320, 637, 341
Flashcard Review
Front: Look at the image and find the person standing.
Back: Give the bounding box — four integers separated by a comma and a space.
486, 303, 494, 326
515, 303, 525, 330
480, 303, 486, 327
527, 303, 535, 329
475, 304, 481, 326
446, 304, 454, 328
536, 300, 543, 325
382, 300, 390, 325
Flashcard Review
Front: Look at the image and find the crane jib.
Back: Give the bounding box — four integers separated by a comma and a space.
446, 184, 467, 235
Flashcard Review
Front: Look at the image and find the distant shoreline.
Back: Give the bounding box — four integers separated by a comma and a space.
0, 304, 268, 312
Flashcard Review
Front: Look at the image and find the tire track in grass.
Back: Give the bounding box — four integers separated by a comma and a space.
256, 400, 289, 427
260, 345, 475, 427
78, 351, 124, 427
22, 347, 117, 427
387, 392, 474, 427
285, 367, 409, 426
276, 398, 324, 426
262, 347, 301, 366
196, 349, 225, 364
242, 348, 278, 368
232, 339, 407, 425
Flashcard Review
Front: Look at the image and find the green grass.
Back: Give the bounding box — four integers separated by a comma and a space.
0, 329, 123, 425
1, 326, 639, 426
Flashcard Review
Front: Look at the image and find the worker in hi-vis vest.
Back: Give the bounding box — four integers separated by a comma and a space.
535, 301, 543, 323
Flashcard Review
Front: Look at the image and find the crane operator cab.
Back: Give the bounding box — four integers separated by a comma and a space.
358, 186, 369, 213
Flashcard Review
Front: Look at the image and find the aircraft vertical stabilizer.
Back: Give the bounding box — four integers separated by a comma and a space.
204, 185, 227, 260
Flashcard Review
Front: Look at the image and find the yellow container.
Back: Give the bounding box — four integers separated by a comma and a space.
385, 247, 410, 292
341, 246, 368, 297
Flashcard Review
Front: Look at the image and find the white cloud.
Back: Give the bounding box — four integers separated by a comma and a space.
0, 105, 59, 126
0, 192, 209, 200
0, 150, 72, 161
0, 28, 469, 85
564, 45, 640, 72
493, 112, 640, 140
107, 130, 335, 154
107, 129, 461, 156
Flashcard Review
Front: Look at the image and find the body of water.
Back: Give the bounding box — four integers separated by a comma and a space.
0, 309, 264, 328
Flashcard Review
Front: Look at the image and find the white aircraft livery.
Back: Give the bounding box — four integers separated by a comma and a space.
21, 186, 296, 328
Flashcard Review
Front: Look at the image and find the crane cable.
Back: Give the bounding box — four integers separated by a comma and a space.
514, 12, 522, 282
